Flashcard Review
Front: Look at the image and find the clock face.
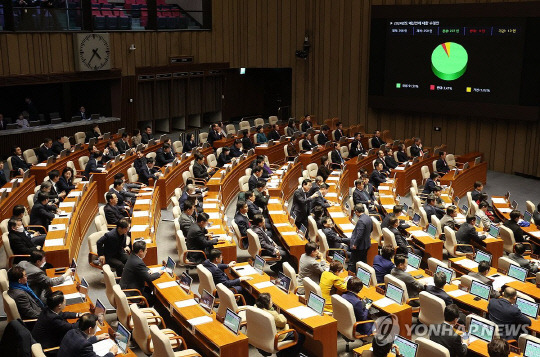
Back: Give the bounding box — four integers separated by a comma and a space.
78, 34, 111, 71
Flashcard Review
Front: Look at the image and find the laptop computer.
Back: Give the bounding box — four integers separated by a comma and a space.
199, 289, 215, 315
474, 250, 492, 265
306, 292, 326, 316
223, 308, 242, 335
511, 200, 518, 210
94, 298, 106, 325
435, 265, 454, 284
507, 264, 528, 282
333, 253, 346, 267
468, 317, 495, 343
474, 156, 482, 165
46, 156, 55, 165
453, 169, 459, 178
299, 224, 308, 240
524, 210, 533, 223
505, 191, 511, 201
516, 297, 539, 319
488, 225, 499, 239
524, 339, 540, 357
393, 335, 418, 357
470, 280, 491, 301
426, 224, 437, 238
356, 266, 372, 287
253, 255, 265, 275
407, 252, 422, 271
22, 170, 30, 180
59, 149, 69, 158
275, 272, 291, 293
462, 204, 468, 214
386, 283, 405, 304
78, 277, 89, 296
114, 322, 131, 354
70, 258, 77, 274
148, 139, 156, 146
411, 213, 421, 226
165, 256, 175, 277
177, 272, 193, 294
402, 203, 409, 213
463, 162, 469, 170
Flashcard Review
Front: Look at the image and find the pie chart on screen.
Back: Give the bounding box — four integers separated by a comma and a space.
431, 42, 468, 81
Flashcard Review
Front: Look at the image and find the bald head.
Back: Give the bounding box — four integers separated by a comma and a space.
502, 287, 517, 302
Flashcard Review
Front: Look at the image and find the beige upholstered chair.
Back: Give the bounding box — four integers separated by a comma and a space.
245, 307, 298, 355
382, 228, 397, 250
282, 262, 299, 295
131, 304, 182, 355
87, 231, 107, 270
421, 165, 430, 185
23, 149, 39, 165
216, 283, 247, 323
239, 120, 251, 131
307, 216, 318, 242
254, 118, 265, 127
2, 232, 30, 267
196, 264, 217, 298
149, 325, 201, 357
198, 132, 208, 144
317, 229, 347, 260
246, 229, 280, 263
459, 275, 480, 290
430, 215, 442, 239
268, 116, 278, 125
416, 337, 450, 357
206, 154, 218, 169
306, 163, 318, 178
225, 124, 236, 135
172, 140, 183, 153
0, 269, 8, 293
371, 217, 383, 245
498, 256, 519, 274
113, 285, 162, 330
518, 334, 540, 354
94, 215, 109, 232
332, 294, 373, 353
4, 290, 38, 323
418, 291, 445, 325
383, 275, 411, 305
302, 276, 322, 302
356, 261, 378, 287
444, 226, 473, 258
427, 257, 447, 273
499, 225, 517, 254
418, 207, 429, 228
74, 131, 86, 144
31, 343, 48, 357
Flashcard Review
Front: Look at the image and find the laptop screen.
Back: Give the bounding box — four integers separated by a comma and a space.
524, 339, 540, 357
412, 213, 421, 225
223, 308, 241, 335
462, 204, 468, 214
474, 250, 492, 265
488, 225, 499, 238
475, 215, 482, 228
516, 297, 539, 319
402, 203, 408, 213
394, 335, 418, 357
356, 267, 372, 287
333, 253, 345, 267
507, 264, 528, 282
524, 211, 533, 222
407, 252, 421, 270
386, 283, 404, 304
307, 292, 326, 315
80, 277, 89, 288
426, 224, 437, 238
435, 265, 453, 284
70, 258, 77, 273
469, 317, 495, 342
470, 280, 491, 301
200, 289, 215, 315
178, 272, 193, 293
276, 272, 291, 293
166, 256, 175, 277
254, 255, 265, 274
116, 322, 131, 354
94, 298, 106, 319
299, 224, 307, 237
512, 200, 518, 209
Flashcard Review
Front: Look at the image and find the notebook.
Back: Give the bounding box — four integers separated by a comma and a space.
407, 252, 422, 271
275, 271, 291, 293
426, 224, 437, 238
199, 289, 215, 315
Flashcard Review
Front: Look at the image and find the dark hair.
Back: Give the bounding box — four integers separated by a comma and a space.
321, 156, 328, 164
479, 201, 489, 209
8, 218, 20, 231
372, 336, 394, 357
321, 216, 332, 226
444, 304, 460, 322
354, 204, 365, 214
329, 261, 343, 274
319, 183, 329, 190
439, 151, 446, 157
433, 271, 447, 288
113, 179, 123, 188
388, 217, 399, 227
253, 214, 264, 226
209, 249, 222, 261
466, 215, 476, 224
347, 277, 364, 293
487, 338, 510, 357
394, 254, 407, 266
244, 190, 254, 200
122, 132, 128, 138
426, 195, 436, 204
183, 200, 194, 211
93, 151, 102, 159
12, 146, 20, 154
197, 212, 209, 223
194, 153, 204, 161
255, 292, 272, 309
305, 242, 318, 255
474, 181, 483, 189
162, 143, 170, 151
256, 125, 263, 132
117, 219, 130, 229
430, 172, 439, 180
37, 192, 49, 203
132, 240, 146, 254
12, 205, 25, 217
256, 180, 266, 189
30, 250, 46, 263
105, 192, 115, 203
62, 167, 74, 178
48, 170, 60, 180
46, 291, 65, 310
8, 266, 25, 282
478, 260, 491, 273
446, 205, 456, 215
236, 201, 247, 212
321, 125, 329, 131
510, 210, 521, 221
514, 243, 525, 255
381, 245, 395, 260
393, 205, 402, 214
145, 125, 151, 130
79, 314, 98, 331
354, 179, 363, 188
146, 157, 155, 165
253, 166, 263, 175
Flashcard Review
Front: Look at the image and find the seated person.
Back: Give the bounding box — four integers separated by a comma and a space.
233, 201, 250, 247
308, 175, 323, 196
249, 166, 264, 191
30, 192, 56, 228
334, 122, 344, 141
116, 132, 131, 154
217, 147, 232, 167
373, 246, 396, 284
440, 205, 458, 232
471, 181, 485, 203
319, 261, 348, 311
369, 162, 387, 189
38, 138, 55, 162
186, 213, 225, 264
429, 304, 468, 357
349, 132, 366, 157
254, 180, 270, 216
141, 126, 154, 144
255, 125, 268, 144
179, 200, 196, 237
285, 119, 298, 137
423, 173, 441, 195
57, 314, 117, 357
389, 217, 422, 256
104, 192, 128, 226
423, 195, 445, 223
102, 140, 120, 163
410, 137, 424, 157
317, 156, 332, 182
375, 150, 391, 175
202, 249, 252, 299
83, 151, 105, 179
301, 115, 312, 132
318, 125, 330, 146
425, 271, 453, 306
352, 179, 380, 215
245, 190, 263, 220
297, 242, 328, 294
52, 137, 65, 156
487, 287, 531, 341
391, 254, 425, 300
85, 124, 101, 143
57, 167, 76, 196
370, 130, 386, 148
311, 206, 325, 230
267, 124, 281, 141
97, 219, 131, 276
192, 152, 212, 181
341, 277, 374, 335
384, 149, 399, 170
34, 181, 59, 205
456, 216, 486, 251
137, 157, 160, 186
241, 130, 254, 151
32, 291, 82, 351
229, 140, 243, 158
301, 132, 318, 151
207, 123, 224, 146
155, 143, 174, 167
48, 170, 67, 202
254, 293, 305, 357
396, 144, 409, 163
487, 339, 510, 357
534, 202, 540, 225
476, 201, 492, 230
508, 243, 538, 273
8, 218, 41, 262
11, 205, 46, 248
330, 143, 344, 166
503, 210, 526, 243
11, 145, 32, 175
252, 214, 287, 272
436, 151, 450, 175
109, 179, 132, 210
312, 183, 332, 210
133, 150, 147, 173
0, 162, 6, 188
7, 266, 45, 320
321, 216, 350, 256
381, 205, 406, 229
17, 250, 72, 300
179, 184, 203, 213
468, 261, 500, 298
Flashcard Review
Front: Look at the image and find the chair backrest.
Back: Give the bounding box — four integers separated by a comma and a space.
418, 207, 429, 228
526, 200, 535, 214
460, 275, 480, 290
282, 262, 298, 293
127, 167, 139, 183
306, 163, 318, 179
74, 131, 86, 144
246, 229, 262, 259
172, 206, 181, 220
518, 334, 540, 354
332, 294, 358, 341
102, 264, 118, 308
94, 215, 108, 232
432, 160, 438, 173
340, 145, 349, 159
316, 229, 331, 258
245, 307, 278, 353
216, 283, 240, 319
416, 337, 450, 357
384, 274, 408, 302
170, 196, 180, 208
6, 157, 14, 171
307, 216, 318, 242
254, 118, 265, 127
238, 175, 250, 192
498, 256, 519, 273
268, 116, 278, 125
26, 194, 34, 210
466, 192, 474, 215
31, 343, 47, 357
23, 149, 38, 165
145, 152, 156, 160
182, 171, 193, 186
499, 225, 515, 254
196, 264, 216, 297
0, 269, 8, 293
430, 215, 442, 238
149, 325, 175, 357
356, 261, 377, 287
87, 231, 106, 265
427, 257, 447, 273
314, 134, 319, 144
382, 227, 397, 249
3, 291, 21, 321
302, 276, 322, 301
175, 230, 193, 266
78, 156, 89, 171
421, 165, 430, 181
465, 314, 500, 339
113, 284, 132, 329
130, 303, 152, 354
371, 217, 382, 245
446, 154, 456, 168
239, 120, 250, 131
172, 140, 183, 153
406, 146, 412, 157
298, 139, 304, 151
418, 292, 446, 326
199, 132, 208, 144
207, 154, 217, 168
66, 160, 77, 173
225, 124, 236, 135
2, 232, 14, 260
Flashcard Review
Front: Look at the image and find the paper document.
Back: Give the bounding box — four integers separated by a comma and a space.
56, 276, 74, 286
417, 277, 434, 286
383, 205, 395, 210
344, 232, 353, 238
332, 212, 346, 218
327, 176, 339, 181
393, 166, 405, 171
132, 211, 150, 217
136, 199, 151, 205
453, 259, 478, 269
410, 231, 430, 238
175, 299, 198, 308
498, 208, 513, 213
528, 231, 540, 238
49, 224, 66, 231
59, 202, 76, 208
287, 306, 319, 320
149, 267, 163, 273
204, 204, 218, 209
405, 266, 418, 273
55, 213, 72, 219
448, 289, 468, 298
36, 163, 47, 167
45, 238, 65, 247
67, 191, 82, 197
491, 198, 507, 204
274, 223, 290, 227
269, 199, 281, 204
280, 231, 298, 236
92, 338, 116, 356
235, 266, 259, 276
489, 275, 516, 291
157, 281, 179, 289
207, 212, 221, 219
269, 211, 285, 215
339, 223, 355, 230
373, 297, 397, 308
187, 315, 213, 326
326, 193, 338, 198
130, 225, 149, 232
254, 281, 274, 289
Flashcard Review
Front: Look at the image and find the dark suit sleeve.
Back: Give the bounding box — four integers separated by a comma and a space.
351, 219, 366, 248
451, 334, 468, 357
96, 234, 107, 256
9, 234, 35, 255
136, 261, 161, 283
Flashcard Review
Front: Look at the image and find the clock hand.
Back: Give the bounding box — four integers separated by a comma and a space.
93, 48, 102, 60
88, 50, 96, 66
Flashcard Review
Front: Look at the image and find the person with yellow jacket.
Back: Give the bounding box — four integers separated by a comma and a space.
319, 260, 348, 312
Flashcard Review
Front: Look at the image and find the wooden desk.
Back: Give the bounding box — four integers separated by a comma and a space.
255, 141, 287, 164
299, 147, 332, 169
152, 273, 249, 357
468, 340, 520, 357
456, 151, 484, 164
392, 156, 437, 197
43, 182, 98, 267
213, 137, 237, 149
0, 176, 36, 221
130, 187, 161, 266
440, 162, 488, 198
406, 227, 444, 262
344, 155, 377, 186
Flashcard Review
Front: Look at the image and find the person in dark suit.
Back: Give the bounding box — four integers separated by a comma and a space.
202, 249, 252, 295
285, 119, 298, 137
10, 146, 32, 175
137, 157, 160, 186
30, 192, 56, 227
78, 106, 88, 120
312, 183, 332, 210
83, 151, 104, 179
8, 218, 40, 263
340, 277, 373, 335
384, 149, 399, 170
349, 132, 366, 157
389, 217, 421, 256
208, 123, 225, 146
57, 314, 117, 357
318, 126, 330, 146
179, 200, 196, 237
292, 179, 318, 229
410, 138, 424, 157
133, 150, 147, 174
183, 133, 196, 153
49, 169, 67, 202
426, 271, 453, 306
230, 140, 243, 158
352, 179, 379, 215
302, 132, 318, 151
85, 124, 101, 143
102, 141, 120, 163
7, 265, 45, 320
373, 246, 395, 284
179, 184, 203, 212
424, 195, 445, 223
375, 150, 390, 174
391, 254, 425, 300
187, 213, 225, 264
429, 304, 468, 357
254, 180, 271, 219
317, 156, 332, 181
488, 287, 531, 341
330, 143, 344, 166
381, 205, 407, 230
509, 243, 539, 273
370, 130, 386, 148
141, 126, 154, 144
32, 291, 81, 351
252, 215, 288, 272
109, 180, 131, 210
245, 191, 263, 220
120, 240, 163, 305
97, 219, 130, 276
300, 114, 312, 132
267, 124, 281, 141
321, 216, 350, 254
456, 216, 486, 250
234, 201, 250, 246
241, 130, 254, 152
116, 132, 131, 154
104, 192, 128, 225
533, 203, 540, 225
468, 261, 500, 299
369, 162, 387, 189
193, 152, 211, 181
0, 162, 7, 188
334, 122, 344, 141
396, 144, 409, 163
471, 181, 485, 203
217, 147, 232, 167
248, 167, 264, 191
348, 204, 373, 271
436, 151, 450, 174
423, 173, 441, 195
51, 136, 65, 155
155, 144, 174, 167
503, 210, 526, 243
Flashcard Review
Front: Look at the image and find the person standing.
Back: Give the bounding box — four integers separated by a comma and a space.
97, 219, 131, 276
348, 204, 373, 271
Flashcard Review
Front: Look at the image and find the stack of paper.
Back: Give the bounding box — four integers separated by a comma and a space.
491, 198, 507, 204
254, 281, 274, 289
45, 238, 65, 247
175, 299, 198, 308
448, 289, 468, 298
373, 297, 397, 308
235, 266, 258, 276
131, 225, 149, 232
92, 339, 116, 356
157, 281, 179, 289
187, 315, 213, 326
453, 259, 478, 269
286, 306, 319, 320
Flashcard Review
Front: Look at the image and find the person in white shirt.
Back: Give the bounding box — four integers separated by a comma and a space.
476, 201, 492, 230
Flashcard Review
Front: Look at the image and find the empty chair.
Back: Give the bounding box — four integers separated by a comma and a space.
199, 132, 208, 145
172, 140, 183, 153
74, 131, 86, 144
446, 154, 456, 169
370, 217, 382, 245
498, 256, 519, 274
307, 216, 318, 242
427, 257, 447, 273
268, 116, 278, 125
146, 152, 156, 160
149, 325, 201, 357
0, 269, 8, 293
418, 291, 445, 325
383, 275, 411, 305
306, 163, 318, 178
239, 120, 250, 131
238, 175, 250, 192
78, 156, 89, 171
282, 262, 299, 295
225, 124, 236, 135
206, 154, 218, 169
302, 276, 322, 301
499, 225, 517, 254
216, 283, 247, 323
430, 215, 442, 239
416, 337, 450, 357
245, 307, 298, 356
113, 285, 162, 330
31, 343, 47, 357
94, 215, 109, 232
23, 149, 39, 165
382, 227, 398, 250
526, 200, 535, 214
254, 118, 265, 127
421, 165, 430, 184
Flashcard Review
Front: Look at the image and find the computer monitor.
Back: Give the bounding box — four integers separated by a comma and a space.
402, 203, 408, 213
474, 157, 482, 165
22, 169, 30, 180
386, 283, 404, 304
507, 264, 528, 282
475, 215, 482, 228
412, 213, 421, 225
470, 280, 491, 301
516, 297, 539, 319
333, 253, 345, 267
79, 277, 89, 297
199, 289, 215, 315
166, 256, 175, 277
462, 204, 469, 214
306, 292, 326, 315
253, 255, 265, 274
178, 272, 193, 293
524, 211, 533, 223
94, 298, 106, 325
393, 335, 418, 357
524, 338, 540, 357
474, 250, 492, 265
469, 317, 495, 342
299, 224, 307, 238
426, 224, 437, 238
407, 252, 421, 270
275, 272, 291, 293
356, 266, 372, 287
115, 322, 131, 354
223, 308, 242, 335
435, 265, 454, 284
489, 225, 500, 238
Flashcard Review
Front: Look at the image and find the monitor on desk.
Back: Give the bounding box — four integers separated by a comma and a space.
463, 162, 469, 170
524, 210, 533, 223
74, 143, 82, 151
516, 297, 539, 319
402, 203, 408, 213
507, 264, 528, 282
275, 272, 291, 293
118, 128, 125, 136
223, 308, 242, 335
474, 250, 492, 265
393, 335, 418, 357
94, 298, 106, 324
115, 322, 131, 354
469, 317, 495, 342
474, 157, 482, 166
524, 339, 540, 357
511, 200, 518, 210
46, 156, 55, 165
79, 277, 89, 296
475, 215, 482, 228
453, 169, 459, 178
178, 272, 193, 293
412, 213, 421, 226
488, 225, 500, 239
88, 138, 96, 148
435, 265, 453, 284
333, 253, 346, 267
299, 224, 307, 239
426, 224, 437, 238
462, 204, 468, 214
59, 149, 69, 158
253, 255, 265, 274
386, 283, 405, 304
166, 256, 175, 277
470, 280, 491, 301
199, 289, 215, 315
505, 191, 511, 201
356, 266, 372, 287
407, 252, 422, 270
70, 258, 77, 274
306, 292, 326, 315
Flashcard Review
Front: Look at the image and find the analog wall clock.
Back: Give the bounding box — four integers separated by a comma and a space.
74, 33, 111, 72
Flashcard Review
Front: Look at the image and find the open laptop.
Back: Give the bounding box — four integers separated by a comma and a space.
393, 335, 418, 357
524, 339, 540, 357
468, 317, 495, 343
165, 256, 175, 277
426, 224, 437, 238
524, 210, 533, 223
223, 308, 242, 335
114, 322, 131, 354
386, 283, 405, 304
435, 265, 454, 284
488, 225, 500, 239
306, 292, 326, 316
406, 252, 422, 272
475, 215, 482, 228
470, 280, 491, 301
356, 266, 372, 287
178, 272, 193, 294
333, 253, 346, 267
22, 169, 30, 180
298, 224, 308, 240
516, 297, 539, 319
199, 289, 215, 315
462, 204, 469, 214
511, 200, 518, 210
474, 250, 492, 265
411, 213, 421, 226
275, 272, 291, 293
70, 258, 77, 274
78, 277, 89, 296
94, 298, 106, 325
507, 264, 528, 282
253, 255, 265, 275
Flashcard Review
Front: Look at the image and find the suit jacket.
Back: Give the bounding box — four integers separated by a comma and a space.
351, 214, 372, 251
267, 130, 280, 141
18, 260, 64, 300
429, 323, 467, 357
397, 151, 409, 163
103, 203, 126, 225
241, 136, 254, 151
155, 149, 174, 167
391, 267, 424, 299
302, 139, 317, 151
141, 132, 153, 144
58, 329, 114, 357
292, 188, 312, 225
193, 161, 209, 180
533, 210, 540, 225
440, 215, 457, 231
8, 230, 38, 259
8, 288, 43, 319
312, 194, 331, 209
51, 141, 64, 155
331, 149, 343, 164
30, 202, 56, 227
234, 212, 250, 237
373, 255, 395, 284
410, 145, 423, 157
370, 136, 385, 148
248, 174, 259, 191
467, 272, 500, 298
334, 129, 344, 141
179, 212, 196, 237
109, 188, 128, 208
504, 220, 525, 243
256, 132, 268, 144
0, 170, 7, 188
488, 298, 531, 341
138, 165, 158, 185
353, 188, 372, 206
97, 228, 127, 260
208, 130, 223, 145
116, 139, 130, 154
423, 178, 439, 195
85, 130, 99, 143
285, 126, 296, 137
471, 190, 483, 203
230, 146, 242, 158
0, 319, 35, 356
301, 120, 312, 132
32, 308, 78, 350
186, 224, 217, 264
369, 169, 386, 188
425, 285, 453, 306
317, 132, 329, 146
202, 259, 241, 288
83, 158, 100, 179
385, 155, 398, 169
323, 227, 350, 249
341, 291, 372, 335
390, 227, 408, 253
57, 177, 75, 195
10, 155, 31, 172
254, 189, 269, 212
508, 253, 538, 273
456, 223, 485, 245
375, 157, 389, 173
424, 203, 444, 222
297, 254, 326, 289
436, 159, 450, 174
349, 140, 365, 157
120, 254, 160, 293
183, 140, 196, 153
253, 226, 278, 256
317, 165, 332, 182
217, 152, 231, 167
133, 157, 147, 173
247, 200, 262, 220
